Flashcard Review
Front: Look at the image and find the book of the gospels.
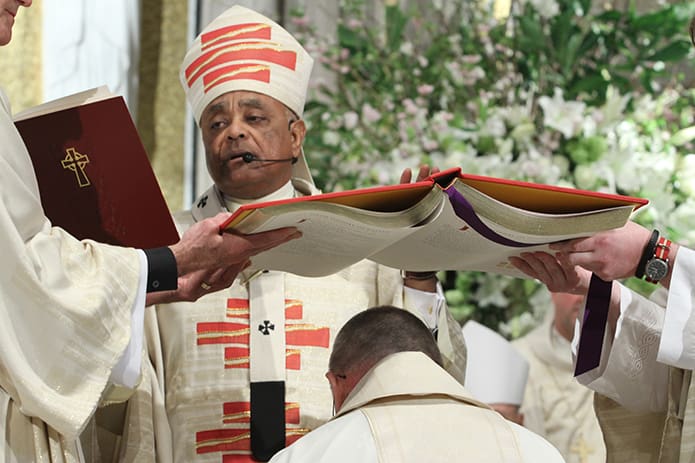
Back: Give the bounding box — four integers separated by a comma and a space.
14, 86, 179, 249
221, 168, 648, 278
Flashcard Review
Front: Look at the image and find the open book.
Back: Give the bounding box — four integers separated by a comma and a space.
14, 87, 179, 249
221, 168, 648, 278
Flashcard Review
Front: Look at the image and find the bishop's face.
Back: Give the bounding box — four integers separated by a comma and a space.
199, 91, 305, 199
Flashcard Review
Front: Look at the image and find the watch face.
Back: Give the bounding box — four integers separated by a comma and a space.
645, 258, 669, 281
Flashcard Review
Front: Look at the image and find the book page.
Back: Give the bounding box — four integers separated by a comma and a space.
231, 188, 443, 277
13, 86, 115, 121
241, 208, 433, 277
234, 187, 441, 233
454, 181, 635, 241
370, 188, 635, 277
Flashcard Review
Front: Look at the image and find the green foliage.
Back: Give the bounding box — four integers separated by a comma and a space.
292, 0, 695, 335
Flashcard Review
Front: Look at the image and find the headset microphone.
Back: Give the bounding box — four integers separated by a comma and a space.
239, 152, 297, 164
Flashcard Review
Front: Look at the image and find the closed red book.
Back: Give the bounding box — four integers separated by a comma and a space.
14, 87, 179, 249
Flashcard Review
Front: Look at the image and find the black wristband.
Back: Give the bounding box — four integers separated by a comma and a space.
635, 229, 659, 279
143, 247, 178, 292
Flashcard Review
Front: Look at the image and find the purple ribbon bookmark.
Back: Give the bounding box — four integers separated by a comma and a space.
445, 188, 531, 247
574, 274, 612, 376
445, 186, 613, 377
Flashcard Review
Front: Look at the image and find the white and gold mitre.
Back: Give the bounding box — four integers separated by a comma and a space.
180, 5, 314, 123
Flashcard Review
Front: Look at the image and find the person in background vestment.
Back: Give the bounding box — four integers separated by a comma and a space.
512, 291, 606, 463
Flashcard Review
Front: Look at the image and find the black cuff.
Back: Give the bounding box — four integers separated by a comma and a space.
143, 247, 178, 292
635, 229, 659, 279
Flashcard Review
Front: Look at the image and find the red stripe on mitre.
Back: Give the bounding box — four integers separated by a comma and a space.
196, 428, 250, 454
203, 65, 271, 93
201, 23, 272, 50
185, 42, 297, 87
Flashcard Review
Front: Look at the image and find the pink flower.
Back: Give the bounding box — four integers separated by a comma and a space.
361, 104, 382, 123
417, 84, 434, 96
403, 98, 419, 115
423, 138, 439, 151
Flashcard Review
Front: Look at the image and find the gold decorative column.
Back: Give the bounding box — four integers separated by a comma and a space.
138, 0, 189, 212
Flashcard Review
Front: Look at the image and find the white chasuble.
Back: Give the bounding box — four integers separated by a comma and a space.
269, 352, 564, 463
0, 88, 142, 462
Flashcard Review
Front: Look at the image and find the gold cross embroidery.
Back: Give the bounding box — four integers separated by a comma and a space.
61, 147, 91, 187
570, 434, 595, 463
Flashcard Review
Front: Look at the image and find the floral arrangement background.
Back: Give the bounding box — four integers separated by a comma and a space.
293, 0, 695, 337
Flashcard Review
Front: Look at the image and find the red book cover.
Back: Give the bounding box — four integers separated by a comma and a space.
14, 88, 179, 249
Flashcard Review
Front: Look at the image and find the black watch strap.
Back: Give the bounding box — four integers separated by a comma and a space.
635, 229, 659, 279
143, 247, 178, 292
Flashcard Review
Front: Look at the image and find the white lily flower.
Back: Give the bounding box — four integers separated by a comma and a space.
538, 88, 586, 139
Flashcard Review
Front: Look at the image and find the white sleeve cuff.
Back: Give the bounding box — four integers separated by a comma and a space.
108, 249, 147, 388
403, 284, 445, 332
658, 246, 695, 369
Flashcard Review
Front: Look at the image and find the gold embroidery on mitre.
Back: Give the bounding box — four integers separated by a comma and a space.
203, 24, 270, 50
204, 65, 270, 92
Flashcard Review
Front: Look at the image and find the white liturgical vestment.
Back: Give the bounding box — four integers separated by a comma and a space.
0, 88, 144, 462
269, 352, 566, 462
513, 312, 605, 463
573, 247, 695, 462
148, 182, 468, 462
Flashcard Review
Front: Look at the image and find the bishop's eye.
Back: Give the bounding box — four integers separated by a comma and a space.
209, 119, 228, 131
246, 113, 267, 124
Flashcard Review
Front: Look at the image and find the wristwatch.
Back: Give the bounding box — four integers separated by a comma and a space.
635, 229, 659, 278
644, 237, 672, 284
